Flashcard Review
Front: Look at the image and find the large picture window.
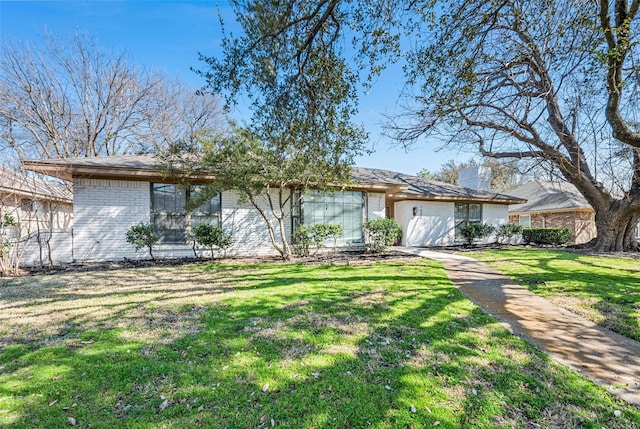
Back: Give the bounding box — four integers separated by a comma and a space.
151, 184, 221, 244
454, 203, 482, 241
298, 190, 366, 242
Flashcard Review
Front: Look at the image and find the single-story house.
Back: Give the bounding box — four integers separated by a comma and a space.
24, 155, 525, 261
506, 180, 596, 244
0, 168, 73, 266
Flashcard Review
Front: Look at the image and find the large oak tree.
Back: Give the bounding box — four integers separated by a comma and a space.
200, 0, 640, 251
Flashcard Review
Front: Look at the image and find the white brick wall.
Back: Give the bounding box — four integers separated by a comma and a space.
18, 230, 73, 266
73, 178, 151, 261
73, 179, 289, 261
395, 200, 509, 247
71, 178, 511, 260
220, 189, 291, 257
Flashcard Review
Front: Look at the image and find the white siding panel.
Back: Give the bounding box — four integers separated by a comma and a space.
482, 203, 509, 244
395, 201, 456, 247
367, 192, 386, 220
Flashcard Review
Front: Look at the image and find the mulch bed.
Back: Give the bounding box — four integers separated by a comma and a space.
14, 244, 639, 277
18, 250, 421, 277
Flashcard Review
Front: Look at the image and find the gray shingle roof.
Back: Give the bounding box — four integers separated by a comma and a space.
351, 167, 525, 203
506, 181, 593, 213
24, 155, 525, 204
0, 168, 72, 203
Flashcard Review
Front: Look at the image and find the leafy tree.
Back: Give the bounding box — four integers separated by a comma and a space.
125, 223, 159, 260
203, 0, 640, 252
188, 1, 367, 259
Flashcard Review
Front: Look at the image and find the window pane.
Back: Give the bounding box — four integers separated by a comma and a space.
454, 203, 483, 240
189, 185, 221, 214
454, 203, 468, 220
300, 190, 364, 243
153, 213, 186, 243
469, 204, 482, 222
152, 184, 185, 213
519, 215, 531, 228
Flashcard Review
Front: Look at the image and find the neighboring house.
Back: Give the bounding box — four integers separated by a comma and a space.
0, 168, 73, 266
24, 155, 525, 261
507, 181, 596, 244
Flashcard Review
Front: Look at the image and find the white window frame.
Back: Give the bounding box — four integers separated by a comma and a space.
519, 215, 531, 228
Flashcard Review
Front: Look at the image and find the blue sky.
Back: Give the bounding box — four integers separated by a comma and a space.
0, 0, 472, 175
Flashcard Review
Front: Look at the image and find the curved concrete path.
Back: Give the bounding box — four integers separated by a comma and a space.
395, 247, 640, 406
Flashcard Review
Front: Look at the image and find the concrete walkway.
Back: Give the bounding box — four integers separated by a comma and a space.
395, 247, 640, 406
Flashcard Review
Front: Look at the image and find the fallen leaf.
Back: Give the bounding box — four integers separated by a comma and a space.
159, 399, 169, 410
262, 383, 270, 392
48, 400, 58, 407
68, 416, 76, 426
410, 405, 417, 413
433, 421, 440, 426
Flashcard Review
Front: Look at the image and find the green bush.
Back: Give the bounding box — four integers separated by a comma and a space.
460, 223, 495, 246
310, 223, 343, 253
192, 224, 233, 258
364, 218, 402, 253
522, 228, 573, 245
126, 223, 159, 259
292, 226, 313, 257
292, 223, 344, 257
496, 224, 523, 244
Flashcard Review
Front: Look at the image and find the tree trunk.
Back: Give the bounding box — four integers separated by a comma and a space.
592, 203, 640, 252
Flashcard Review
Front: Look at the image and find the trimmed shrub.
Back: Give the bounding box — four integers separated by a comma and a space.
309, 223, 343, 253
460, 223, 495, 246
364, 218, 402, 253
126, 223, 159, 259
193, 224, 233, 258
522, 228, 573, 245
496, 224, 523, 244
292, 223, 344, 257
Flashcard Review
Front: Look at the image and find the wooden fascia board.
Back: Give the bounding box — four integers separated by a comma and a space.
509, 207, 595, 215
23, 161, 216, 183
387, 193, 526, 205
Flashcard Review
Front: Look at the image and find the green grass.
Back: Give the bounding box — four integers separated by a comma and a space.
1, 258, 639, 428
467, 248, 640, 342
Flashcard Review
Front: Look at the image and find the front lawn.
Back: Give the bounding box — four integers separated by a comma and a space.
468, 248, 640, 342
1, 258, 638, 428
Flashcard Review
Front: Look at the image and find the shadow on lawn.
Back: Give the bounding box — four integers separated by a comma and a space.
0, 260, 633, 428
480, 250, 640, 342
